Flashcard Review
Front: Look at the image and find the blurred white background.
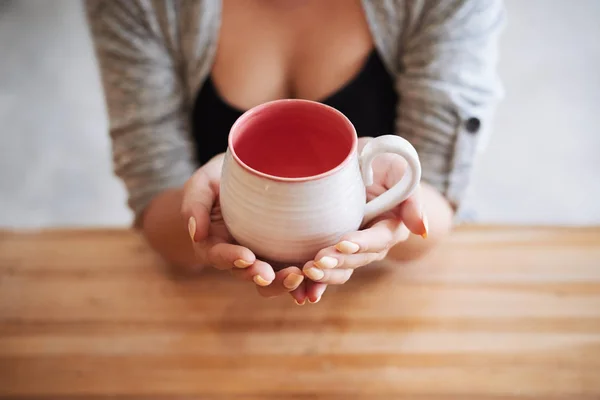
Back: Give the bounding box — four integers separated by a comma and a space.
1, 0, 599, 228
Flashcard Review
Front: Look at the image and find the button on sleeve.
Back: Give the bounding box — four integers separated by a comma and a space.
395, 0, 506, 211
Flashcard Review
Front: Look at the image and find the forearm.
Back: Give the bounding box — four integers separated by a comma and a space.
141, 188, 198, 271
387, 182, 454, 262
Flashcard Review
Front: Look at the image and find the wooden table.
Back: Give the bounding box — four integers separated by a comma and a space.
1, 227, 599, 399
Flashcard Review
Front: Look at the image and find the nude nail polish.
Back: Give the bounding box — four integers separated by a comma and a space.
233, 259, 252, 268
421, 212, 429, 239
335, 240, 360, 254
315, 256, 338, 269
253, 275, 271, 287
188, 216, 196, 242
304, 266, 325, 281
283, 273, 304, 290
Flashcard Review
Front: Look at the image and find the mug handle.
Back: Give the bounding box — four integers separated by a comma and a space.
359, 135, 422, 225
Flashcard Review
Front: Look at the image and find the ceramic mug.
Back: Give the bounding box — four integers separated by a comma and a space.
220, 99, 421, 264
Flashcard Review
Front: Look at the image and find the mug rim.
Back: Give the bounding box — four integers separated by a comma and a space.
227, 99, 358, 182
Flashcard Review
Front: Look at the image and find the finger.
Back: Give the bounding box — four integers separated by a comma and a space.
399, 191, 428, 238
312, 247, 384, 270
207, 242, 256, 270
181, 169, 217, 243
289, 283, 308, 305
231, 259, 277, 286
256, 266, 305, 298
303, 261, 354, 284
305, 281, 328, 304
326, 219, 410, 258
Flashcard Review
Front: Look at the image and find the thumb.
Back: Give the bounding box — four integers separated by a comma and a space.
399, 186, 427, 238
181, 168, 217, 243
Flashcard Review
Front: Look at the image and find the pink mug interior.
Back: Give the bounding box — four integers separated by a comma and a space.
229, 100, 357, 181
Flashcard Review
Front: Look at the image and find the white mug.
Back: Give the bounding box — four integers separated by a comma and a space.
220, 99, 421, 264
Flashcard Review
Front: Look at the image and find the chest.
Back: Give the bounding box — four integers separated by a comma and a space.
211, 0, 374, 110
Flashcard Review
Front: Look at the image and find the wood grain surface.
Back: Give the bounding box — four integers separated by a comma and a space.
0, 226, 599, 399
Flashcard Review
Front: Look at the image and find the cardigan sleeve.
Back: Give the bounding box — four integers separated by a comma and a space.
396, 0, 506, 210
85, 0, 196, 225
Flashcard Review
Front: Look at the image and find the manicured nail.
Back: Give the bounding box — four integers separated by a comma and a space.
308, 296, 321, 304
188, 216, 196, 242
315, 256, 338, 269
233, 259, 252, 268
421, 212, 429, 239
253, 275, 271, 286
335, 240, 360, 254
304, 266, 325, 281
283, 273, 304, 290
294, 299, 306, 306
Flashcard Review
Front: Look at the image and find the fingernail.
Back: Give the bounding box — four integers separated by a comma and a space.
253, 275, 271, 286
315, 256, 338, 269
304, 266, 325, 281
294, 299, 306, 306
335, 240, 360, 254
308, 296, 321, 304
421, 212, 429, 239
233, 259, 252, 268
283, 273, 304, 290
188, 216, 196, 242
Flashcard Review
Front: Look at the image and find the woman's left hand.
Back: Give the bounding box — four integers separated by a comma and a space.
299, 137, 428, 304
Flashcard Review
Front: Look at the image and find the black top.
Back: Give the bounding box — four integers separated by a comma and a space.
191, 50, 398, 166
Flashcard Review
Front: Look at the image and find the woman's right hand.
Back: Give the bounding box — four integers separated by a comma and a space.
181, 154, 307, 303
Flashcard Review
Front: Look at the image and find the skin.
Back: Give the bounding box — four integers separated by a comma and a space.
212, 0, 374, 110
144, 138, 454, 305
141, 0, 455, 304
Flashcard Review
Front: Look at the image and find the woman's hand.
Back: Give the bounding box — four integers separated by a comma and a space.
301, 138, 428, 303
181, 154, 306, 302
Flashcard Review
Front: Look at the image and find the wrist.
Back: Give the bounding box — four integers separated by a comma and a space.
140, 188, 199, 271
